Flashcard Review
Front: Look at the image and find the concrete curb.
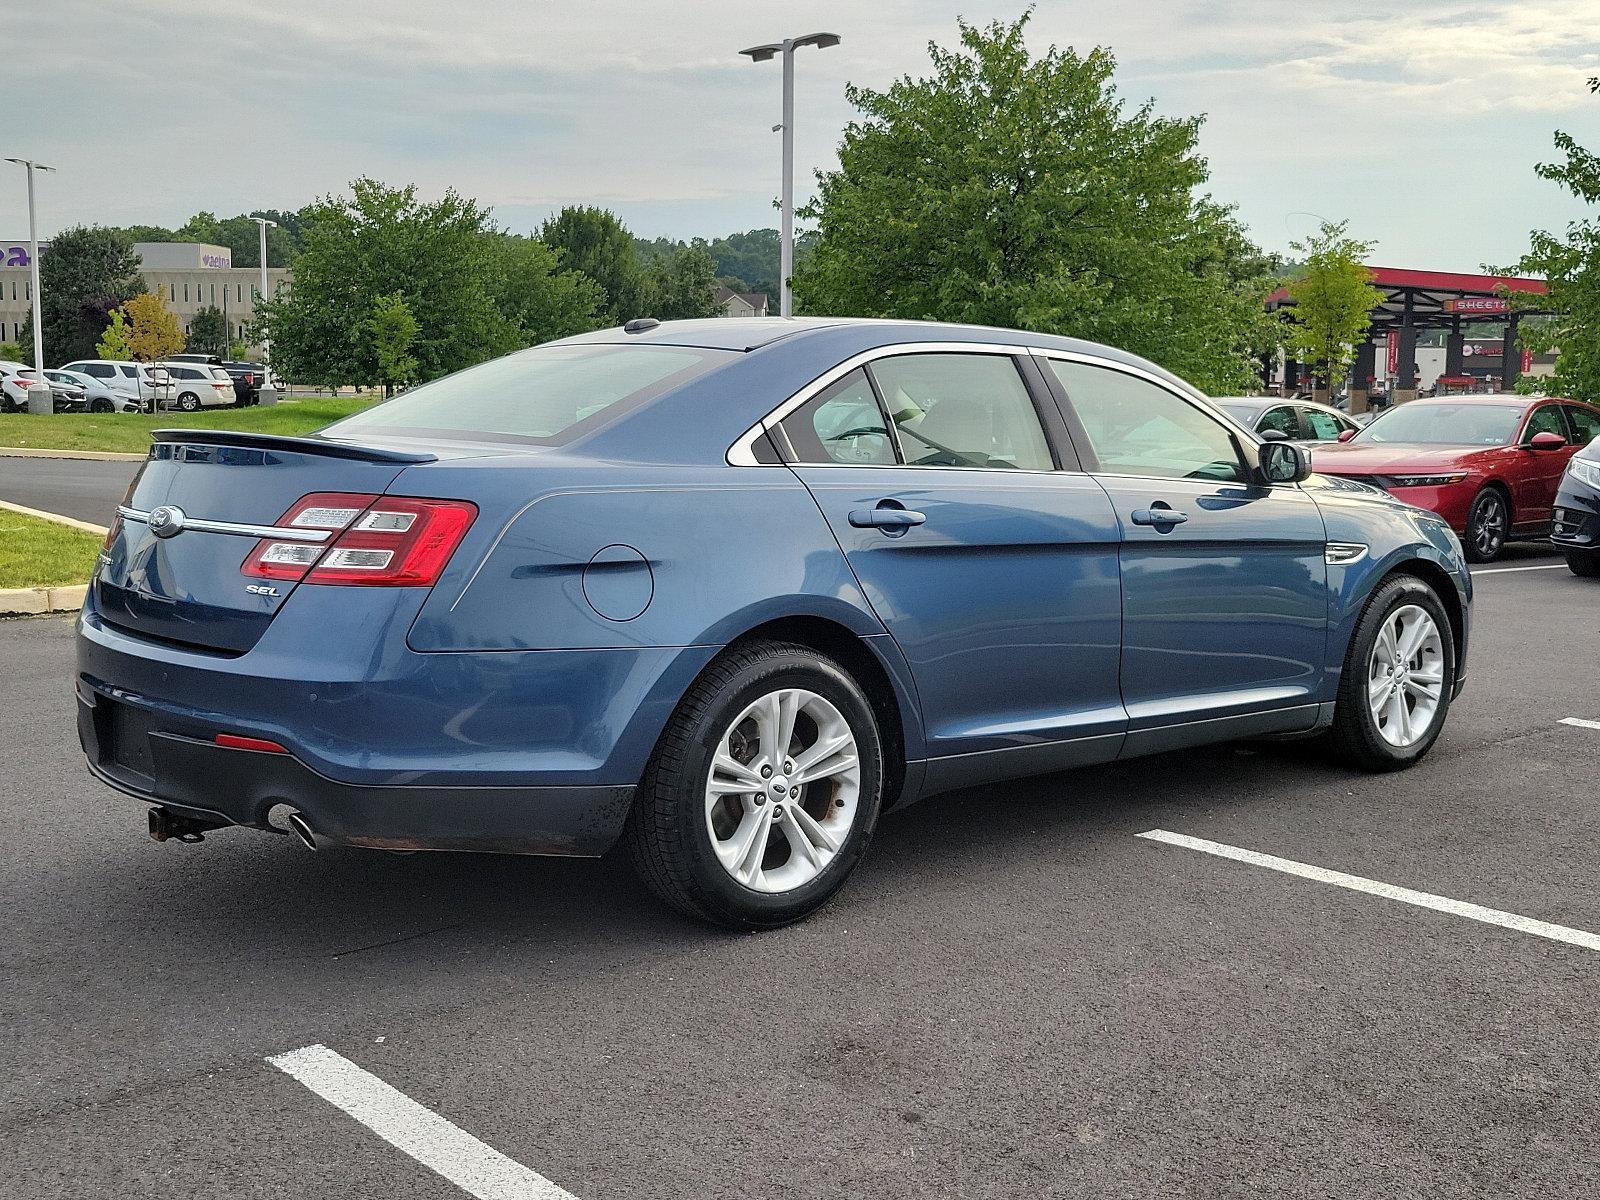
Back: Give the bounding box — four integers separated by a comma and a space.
0, 499, 111, 535
0, 446, 146, 461
0, 583, 87, 616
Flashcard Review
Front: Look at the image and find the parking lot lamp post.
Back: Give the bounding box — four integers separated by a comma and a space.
739, 33, 840, 319
249, 217, 276, 370
5, 158, 55, 370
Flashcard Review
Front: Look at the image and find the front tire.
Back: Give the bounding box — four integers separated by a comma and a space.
1567, 550, 1600, 578
177, 392, 201, 412
1464, 488, 1509, 562
626, 641, 884, 930
89, 397, 114, 413
1328, 575, 1456, 772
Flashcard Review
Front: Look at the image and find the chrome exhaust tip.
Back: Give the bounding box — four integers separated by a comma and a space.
285, 811, 317, 851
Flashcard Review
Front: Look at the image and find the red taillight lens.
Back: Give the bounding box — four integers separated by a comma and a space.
215, 733, 289, 754
101, 514, 122, 552
241, 492, 477, 587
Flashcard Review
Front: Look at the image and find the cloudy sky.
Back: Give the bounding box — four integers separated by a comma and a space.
5, 0, 1596, 271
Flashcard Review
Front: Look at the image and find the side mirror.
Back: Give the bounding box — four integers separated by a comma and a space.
1259, 439, 1312, 485
1337, 428, 1358, 443
1259, 428, 1289, 442
1528, 431, 1566, 451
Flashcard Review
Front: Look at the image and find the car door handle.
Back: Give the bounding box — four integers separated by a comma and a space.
848, 504, 927, 530
1130, 507, 1188, 527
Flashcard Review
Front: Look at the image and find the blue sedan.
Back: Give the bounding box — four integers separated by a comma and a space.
78, 319, 1471, 928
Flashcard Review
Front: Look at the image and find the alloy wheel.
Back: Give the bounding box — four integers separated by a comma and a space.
703, 687, 860, 894
1471, 492, 1506, 559
1366, 604, 1445, 748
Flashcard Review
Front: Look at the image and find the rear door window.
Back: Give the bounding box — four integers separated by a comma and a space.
868, 353, 1055, 471
1301, 407, 1352, 440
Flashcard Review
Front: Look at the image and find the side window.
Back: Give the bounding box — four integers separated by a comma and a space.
1563, 405, 1600, 447
1302, 407, 1349, 440
780, 368, 896, 465
1047, 360, 1246, 484
1524, 404, 1568, 443
869, 353, 1054, 471
1258, 406, 1300, 437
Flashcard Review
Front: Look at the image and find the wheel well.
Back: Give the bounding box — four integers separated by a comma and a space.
723, 616, 909, 809
1382, 560, 1464, 666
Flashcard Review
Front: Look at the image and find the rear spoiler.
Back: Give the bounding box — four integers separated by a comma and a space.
149, 429, 438, 464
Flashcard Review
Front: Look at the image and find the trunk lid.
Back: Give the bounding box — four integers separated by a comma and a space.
95, 431, 443, 654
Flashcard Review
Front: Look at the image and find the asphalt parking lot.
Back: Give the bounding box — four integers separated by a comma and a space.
3, 553, 1597, 1199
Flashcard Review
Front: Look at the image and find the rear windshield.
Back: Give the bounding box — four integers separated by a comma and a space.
325, 343, 736, 446
1356, 403, 1522, 446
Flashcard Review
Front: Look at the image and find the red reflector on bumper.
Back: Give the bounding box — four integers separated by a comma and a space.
214, 733, 290, 754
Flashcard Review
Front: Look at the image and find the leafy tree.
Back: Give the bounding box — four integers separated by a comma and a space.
228, 339, 252, 360
188, 305, 228, 356
257, 179, 508, 389
0, 341, 26, 363
793, 14, 1271, 394
490, 235, 606, 344
1281, 221, 1384, 399
1509, 77, 1600, 403
369, 292, 419, 396
651, 245, 722, 320
18, 225, 144, 365
95, 310, 134, 360
541, 206, 653, 323
124, 288, 186, 361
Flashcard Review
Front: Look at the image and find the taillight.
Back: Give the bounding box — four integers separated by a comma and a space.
241, 492, 477, 587
101, 514, 122, 552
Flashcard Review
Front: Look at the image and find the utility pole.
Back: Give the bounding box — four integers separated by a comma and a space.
5, 158, 56, 368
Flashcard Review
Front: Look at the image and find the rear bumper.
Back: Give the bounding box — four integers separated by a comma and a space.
78, 690, 632, 854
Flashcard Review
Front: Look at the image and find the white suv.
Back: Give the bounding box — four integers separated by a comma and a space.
156, 362, 237, 411
57, 360, 176, 412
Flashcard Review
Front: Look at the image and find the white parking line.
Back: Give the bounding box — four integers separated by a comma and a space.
1472, 563, 1568, 575
1561, 717, 1600, 731
267, 1044, 578, 1200
1137, 829, 1600, 953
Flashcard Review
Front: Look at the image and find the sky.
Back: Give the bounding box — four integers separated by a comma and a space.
4, 0, 1597, 273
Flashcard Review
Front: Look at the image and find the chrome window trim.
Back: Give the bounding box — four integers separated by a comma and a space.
116, 505, 333, 544
726, 341, 1034, 467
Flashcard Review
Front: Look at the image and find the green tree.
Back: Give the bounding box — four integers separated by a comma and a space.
540, 206, 654, 323
124, 288, 186, 361
651, 245, 722, 320
490, 235, 606, 344
368, 292, 419, 396
1509, 77, 1600, 403
793, 14, 1270, 393
1281, 221, 1384, 400
0, 341, 26, 363
95, 309, 134, 359
188, 304, 228, 356
18, 226, 145, 365
257, 179, 508, 389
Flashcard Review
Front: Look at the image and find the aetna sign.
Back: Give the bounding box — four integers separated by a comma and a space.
2, 243, 45, 268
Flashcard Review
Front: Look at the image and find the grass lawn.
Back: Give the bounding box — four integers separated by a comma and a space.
0, 397, 376, 456
0, 510, 105, 589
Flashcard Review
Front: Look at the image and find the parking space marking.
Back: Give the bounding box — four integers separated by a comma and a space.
267, 1044, 579, 1200
1561, 717, 1600, 730
1137, 829, 1600, 953
1472, 564, 1568, 575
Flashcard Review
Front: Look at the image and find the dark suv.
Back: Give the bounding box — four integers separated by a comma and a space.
219, 361, 265, 406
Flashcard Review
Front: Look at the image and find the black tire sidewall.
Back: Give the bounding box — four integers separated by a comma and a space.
1338, 576, 1456, 769
1465, 488, 1507, 562
1567, 550, 1600, 578
666, 650, 883, 927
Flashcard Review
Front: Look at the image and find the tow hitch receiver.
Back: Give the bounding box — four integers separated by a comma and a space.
148, 807, 224, 844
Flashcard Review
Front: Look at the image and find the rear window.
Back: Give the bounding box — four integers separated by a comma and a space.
325, 343, 735, 446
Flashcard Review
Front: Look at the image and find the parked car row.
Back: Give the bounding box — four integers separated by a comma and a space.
0, 356, 278, 414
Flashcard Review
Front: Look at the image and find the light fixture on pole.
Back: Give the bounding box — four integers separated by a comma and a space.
739, 32, 839, 319
5, 157, 56, 370
249, 217, 276, 369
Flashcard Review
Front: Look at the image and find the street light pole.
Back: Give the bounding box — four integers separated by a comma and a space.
740, 33, 839, 318
5, 158, 56, 369
249, 216, 276, 369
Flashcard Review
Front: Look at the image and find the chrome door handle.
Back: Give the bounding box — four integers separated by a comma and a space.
1130, 507, 1188, 527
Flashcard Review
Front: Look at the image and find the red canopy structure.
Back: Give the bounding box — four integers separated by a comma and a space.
1267, 266, 1548, 408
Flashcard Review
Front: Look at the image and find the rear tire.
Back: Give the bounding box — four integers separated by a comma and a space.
1567, 550, 1600, 578
626, 640, 884, 930
177, 392, 201, 412
1328, 575, 1456, 772
89, 397, 114, 414
1464, 487, 1509, 562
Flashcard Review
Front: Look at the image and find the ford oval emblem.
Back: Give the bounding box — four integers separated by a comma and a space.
148, 505, 186, 539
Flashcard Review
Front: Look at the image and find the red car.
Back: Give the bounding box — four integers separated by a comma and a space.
1312, 395, 1600, 562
